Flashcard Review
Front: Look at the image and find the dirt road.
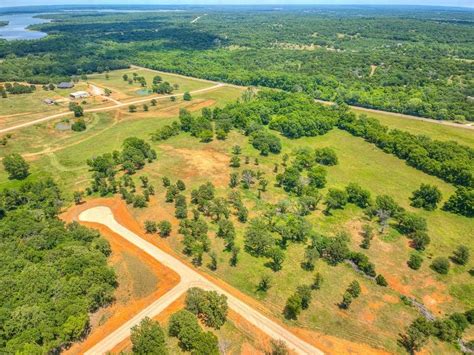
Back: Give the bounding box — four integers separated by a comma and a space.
79, 206, 323, 355
0, 83, 224, 135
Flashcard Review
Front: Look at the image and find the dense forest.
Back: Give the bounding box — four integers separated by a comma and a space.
0, 5, 472, 120
0, 179, 116, 353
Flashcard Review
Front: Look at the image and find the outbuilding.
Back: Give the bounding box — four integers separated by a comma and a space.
43, 98, 55, 105
70, 91, 89, 99
58, 82, 74, 89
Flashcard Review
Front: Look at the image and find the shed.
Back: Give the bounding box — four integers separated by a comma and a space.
58, 82, 74, 89
43, 98, 55, 105
70, 91, 89, 99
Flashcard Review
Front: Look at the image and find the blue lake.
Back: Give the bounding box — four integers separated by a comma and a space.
0, 14, 49, 41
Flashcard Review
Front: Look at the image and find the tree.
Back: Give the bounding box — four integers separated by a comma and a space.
131, 317, 167, 355
411, 231, 431, 251
347, 280, 361, 298
158, 220, 172, 237
229, 172, 239, 188
360, 224, 373, 249
308, 166, 327, 188
230, 246, 240, 267
400, 317, 433, 353
410, 184, 442, 210
208, 251, 218, 270
232, 145, 242, 155
315, 147, 338, 166
407, 254, 423, 270
162, 176, 171, 187
443, 187, 474, 217
452, 245, 470, 265
183, 91, 192, 101
284, 293, 302, 320
324, 188, 348, 214
311, 272, 323, 290
185, 288, 228, 329
129, 104, 137, 113
143, 104, 149, 112
150, 99, 157, 106
339, 292, 353, 309
73, 191, 84, 205
168, 310, 202, 351
176, 179, 186, 191
397, 212, 427, 235
175, 195, 188, 219
144, 220, 158, 233
431, 257, 450, 274
244, 218, 275, 256
267, 247, 285, 271
346, 183, 371, 208
3, 153, 29, 180
270, 339, 289, 355
375, 274, 388, 286
258, 274, 272, 292
72, 118, 86, 131
230, 155, 241, 168
296, 285, 312, 309
302, 247, 319, 271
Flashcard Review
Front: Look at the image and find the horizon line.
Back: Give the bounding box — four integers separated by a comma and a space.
1, 3, 473, 9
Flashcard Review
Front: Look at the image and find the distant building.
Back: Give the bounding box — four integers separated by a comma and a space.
70, 91, 89, 99
43, 98, 55, 105
58, 82, 74, 89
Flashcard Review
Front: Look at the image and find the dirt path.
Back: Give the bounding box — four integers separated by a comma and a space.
78, 205, 323, 355
0, 83, 224, 135
191, 14, 207, 23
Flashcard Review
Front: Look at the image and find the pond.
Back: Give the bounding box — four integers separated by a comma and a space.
0, 14, 49, 41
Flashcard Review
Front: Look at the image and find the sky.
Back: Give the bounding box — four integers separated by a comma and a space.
0, 0, 473, 7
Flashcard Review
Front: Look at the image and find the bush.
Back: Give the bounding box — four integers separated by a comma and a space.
443, 187, 474, 217
346, 183, 371, 208
185, 287, 228, 329
410, 184, 442, 210
144, 220, 158, 233
131, 317, 167, 355
158, 220, 172, 237
3, 153, 29, 180
431, 257, 450, 274
375, 274, 388, 286
71, 118, 87, 132
407, 254, 423, 270
315, 147, 338, 166
250, 130, 282, 155
451, 245, 470, 265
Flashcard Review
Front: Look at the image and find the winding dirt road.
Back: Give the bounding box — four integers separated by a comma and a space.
79, 206, 323, 355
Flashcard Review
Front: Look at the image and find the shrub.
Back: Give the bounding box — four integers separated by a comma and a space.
315, 147, 338, 166
71, 118, 87, 131
375, 274, 388, 286
346, 183, 371, 208
158, 220, 172, 237
407, 254, 423, 270
431, 257, 450, 274
250, 130, 282, 155
2, 153, 29, 180
451, 245, 470, 265
131, 317, 167, 355
410, 184, 442, 210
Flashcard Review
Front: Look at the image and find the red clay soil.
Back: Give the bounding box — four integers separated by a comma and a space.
61, 199, 180, 355
63, 197, 391, 355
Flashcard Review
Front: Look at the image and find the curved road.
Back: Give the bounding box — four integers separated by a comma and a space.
79, 206, 323, 355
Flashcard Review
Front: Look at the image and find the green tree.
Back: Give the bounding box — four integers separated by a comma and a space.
407, 254, 423, 270
131, 317, 167, 355
311, 272, 323, 290
324, 188, 348, 214
284, 293, 302, 320
183, 91, 192, 101
3, 153, 29, 180
158, 220, 172, 237
452, 245, 470, 265
144, 220, 158, 233
258, 274, 272, 292
410, 184, 442, 210
431, 257, 450, 274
